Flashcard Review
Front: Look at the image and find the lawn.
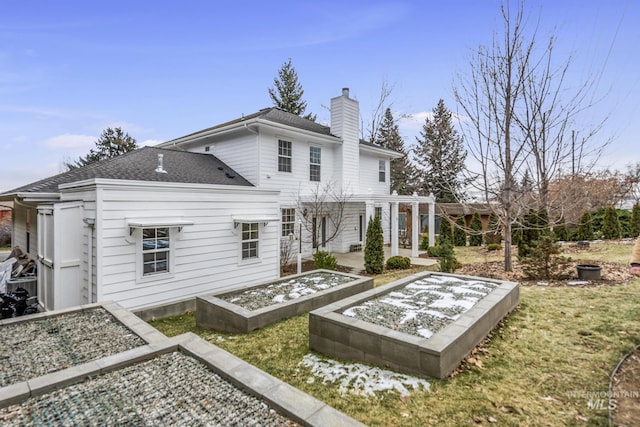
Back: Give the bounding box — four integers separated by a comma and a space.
150, 242, 640, 426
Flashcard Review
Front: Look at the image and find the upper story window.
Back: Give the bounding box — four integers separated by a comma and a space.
310, 146, 321, 182
278, 140, 292, 172
281, 208, 295, 237
379, 160, 386, 182
142, 227, 170, 275
241, 223, 259, 260
375, 207, 382, 218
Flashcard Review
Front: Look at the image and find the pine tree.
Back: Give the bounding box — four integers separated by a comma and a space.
484, 213, 502, 245
438, 217, 453, 245
413, 99, 467, 202
373, 108, 415, 194
601, 206, 621, 240
453, 216, 467, 246
577, 211, 594, 241
469, 212, 483, 246
364, 216, 384, 274
554, 215, 569, 241
67, 127, 137, 169
268, 58, 316, 121
631, 203, 640, 237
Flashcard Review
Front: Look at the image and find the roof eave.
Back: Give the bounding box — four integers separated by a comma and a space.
359, 144, 403, 159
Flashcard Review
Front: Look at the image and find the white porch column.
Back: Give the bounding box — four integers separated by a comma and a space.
391, 199, 399, 256
429, 193, 436, 247
411, 193, 419, 257
364, 200, 375, 243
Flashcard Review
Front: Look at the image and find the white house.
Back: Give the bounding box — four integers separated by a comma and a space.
0, 88, 434, 314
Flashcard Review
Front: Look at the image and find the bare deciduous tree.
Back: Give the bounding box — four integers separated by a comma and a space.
362, 78, 395, 143
454, 2, 610, 271
295, 180, 351, 252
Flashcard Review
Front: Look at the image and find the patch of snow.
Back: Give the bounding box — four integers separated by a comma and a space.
299, 354, 430, 398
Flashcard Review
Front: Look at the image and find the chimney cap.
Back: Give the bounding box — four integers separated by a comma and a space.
342, 88, 349, 97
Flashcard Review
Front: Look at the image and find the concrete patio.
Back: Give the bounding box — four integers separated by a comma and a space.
331, 247, 437, 273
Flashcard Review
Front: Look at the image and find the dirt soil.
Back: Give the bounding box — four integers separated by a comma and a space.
611, 348, 640, 426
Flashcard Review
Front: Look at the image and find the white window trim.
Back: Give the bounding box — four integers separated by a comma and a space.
281, 208, 296, 238
379, 160, 386, 182
239, 222, 261, 265
134, 227, 176, 284
278, 139, 292, 173
310, 146, 321, 182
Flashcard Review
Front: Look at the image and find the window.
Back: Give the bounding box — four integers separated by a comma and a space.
278, 140, 292, 172
241, 223, 259, 259
375, 207, 382, 218
281, 208, 295, 237
379, 160, 386, 182
310, 146, 321, 181
142, 228, 170, 275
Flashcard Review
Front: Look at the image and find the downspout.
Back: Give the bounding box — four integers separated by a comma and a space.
83, 218, 95, 304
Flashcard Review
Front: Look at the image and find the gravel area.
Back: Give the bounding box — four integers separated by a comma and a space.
0, 308, 146, 387
342, 275, 498, 339
221, 271, 355, 311
0, 351, 298, 426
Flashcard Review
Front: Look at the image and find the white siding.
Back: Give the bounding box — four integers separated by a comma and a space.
209, 134, 259, 185
93, 183, 280, 311
359, 152, 390, 196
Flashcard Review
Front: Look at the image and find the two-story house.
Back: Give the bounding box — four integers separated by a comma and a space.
0, 88, 434, 315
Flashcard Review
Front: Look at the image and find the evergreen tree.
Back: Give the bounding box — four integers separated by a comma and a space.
577, 211, 594, 241
268, 58, 316, 121
554, 215, 569, 241
438, 217, 453, 245
484, 213, 502, 245
364, 215, 384, 274
67, 127, 137, 169
453, 216, 467, 246
469, 212, 483, 246
413, 99, 467, 202
631, 203, 640, 237
601, 206, 621, 240
373, 108, 415, 194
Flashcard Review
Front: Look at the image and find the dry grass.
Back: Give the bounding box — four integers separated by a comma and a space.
150, 241, 640, 426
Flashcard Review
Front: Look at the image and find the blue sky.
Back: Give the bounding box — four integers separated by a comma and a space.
1, 0, 638, 192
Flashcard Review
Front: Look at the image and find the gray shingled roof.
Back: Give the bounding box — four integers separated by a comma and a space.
170, 107, 402, 156
2, 147, 252, 195
171, 107, 333, 141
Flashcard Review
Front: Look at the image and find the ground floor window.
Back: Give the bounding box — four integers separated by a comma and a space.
281, 208, 295, 237
142, 227, 170, 275
242, 222, 259, 259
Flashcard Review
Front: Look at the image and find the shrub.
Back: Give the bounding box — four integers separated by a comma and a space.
486, 243, 502, 252
484, 213, 502, 245
554, 215, 569, 241
313, 250, 337, 270
386, 256, 411, 270
364, 215, 384, 274
430, 242, 461, 273
453, 216, 467, 246
419, 233, 430, 250
601, 206, 621, 240
438, 218, 452, 245
469, 212, 483, 246
576, 211, 593, 241
520, 235, 572, 280
632, 203, 640, 237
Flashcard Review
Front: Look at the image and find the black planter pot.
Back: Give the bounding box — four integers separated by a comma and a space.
577, 264, 602, 280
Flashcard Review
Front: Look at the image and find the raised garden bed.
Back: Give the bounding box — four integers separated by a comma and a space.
196, 269, 373, 333
0, 302, 166, 388
309, 271, 519, 379
0, 333, 363, 426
